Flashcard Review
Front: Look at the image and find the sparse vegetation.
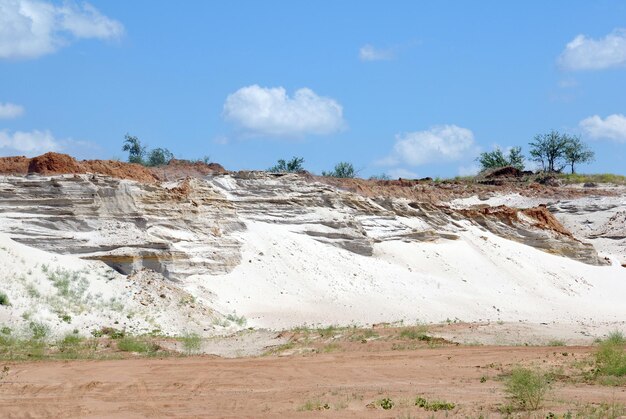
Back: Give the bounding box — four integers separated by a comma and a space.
0, 291, 9, 306
415, 396, 456, 411
146, 147, 174, 167
477, 146, 525, 171
298, 399, 330, 411
225, 312, 247, 327
504, 367, 550, 410
268, 156, 305, 173
116, 337, 159, 354
29, 321, 50, 341
377, 397, 394, 410
557, 173, 626, 185
180, 332, 202, 355
322, 161, 356, 178
398, 326, 431, 341
594, 331, 626, 379
122, 134, 174, 167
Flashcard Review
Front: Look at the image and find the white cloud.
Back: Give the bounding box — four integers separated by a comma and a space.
558, 29, 626, 70
0, 0, 124, 60
557, 78, 578, 89
458, 164, 480, 177
380, 125, 476, 166
0, 102, 24, 118
387, 168, 419, 179
0, 129, 60, 155
359, 44, 395, 61
223, 85, 345, 138
579, 114, 626, 142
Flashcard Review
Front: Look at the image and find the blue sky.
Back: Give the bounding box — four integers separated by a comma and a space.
1, 0, 626, 177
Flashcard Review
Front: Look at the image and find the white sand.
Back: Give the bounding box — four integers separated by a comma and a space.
194, 217, 625, 332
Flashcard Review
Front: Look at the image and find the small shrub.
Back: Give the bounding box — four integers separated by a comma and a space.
225, 312, 247, 327
61, 334, 82, 346
595, 336, 626, 377
298, 400, 330, 411
322, 162, 356, 178
378, 397, 394, 410
117, 337, 158, 354
415, 396, 455, 411
180, 332, 202, 355
92, 327, 125, 339
0, 292, 9, 306
29, 321, 50, 340
399, 326, 431, 341
504, 367, 549, 410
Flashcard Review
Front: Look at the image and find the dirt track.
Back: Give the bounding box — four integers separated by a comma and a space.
1, 346, 623, 418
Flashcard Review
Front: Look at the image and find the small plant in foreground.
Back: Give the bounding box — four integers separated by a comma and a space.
225, 312, 247, 327
415, 396, 456, 411
116, 337, 158, 354
399, 326, 431, 341
29, 321, 50, 340
377, 397, 394, 410
0, 292, 9, 306
504, 367, 549, 410
595, 331, 626, 378
180, 332, 202, 354
298, 400, 330, 411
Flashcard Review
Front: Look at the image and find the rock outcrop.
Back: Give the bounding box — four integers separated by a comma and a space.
0, 170, 607, 285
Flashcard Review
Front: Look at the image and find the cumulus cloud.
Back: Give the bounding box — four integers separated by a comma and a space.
579, 114, 626, 142
223, 85, 345, 138
0, 129, 60, 155
379, 125, 476, 166
558, 29, 626, 70
0, 102, 24, 119
458, 164, 480, 177
0, 0, 124, 59
359, 44, 395, 61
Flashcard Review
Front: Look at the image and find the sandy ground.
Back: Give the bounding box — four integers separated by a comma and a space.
0, 345, 624, 418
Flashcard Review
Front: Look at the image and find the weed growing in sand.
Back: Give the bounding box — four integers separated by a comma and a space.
297, 400, 330, 411
398, 326, 431, 341
547, 339, 566, 346
574, 401, 626, 419
225, 312, 247, 327
25, 283, 40, 298
29, 321, 50, 340
180, 332, 202, 355
178, 295, 196, 307
415, 396, 456, 411
321, 343, 341, 353
317, 325, 338, 338
0, 291, 9, 306
594, 331, 626, 380
504, 367, 550, 410
116, 337, 159, 354
376, 397, 394, 410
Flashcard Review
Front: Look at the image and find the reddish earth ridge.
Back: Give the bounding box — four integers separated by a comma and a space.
0, 152, 225, 183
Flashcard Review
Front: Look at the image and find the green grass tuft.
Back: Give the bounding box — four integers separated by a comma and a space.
504, 367, 550, 410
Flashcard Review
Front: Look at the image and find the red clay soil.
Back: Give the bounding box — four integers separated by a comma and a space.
458, 205, 573, 237
0, 155, 29, 174
0, 346, 620, 417
0, 153, 225, 183
317, 175, 611, 204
